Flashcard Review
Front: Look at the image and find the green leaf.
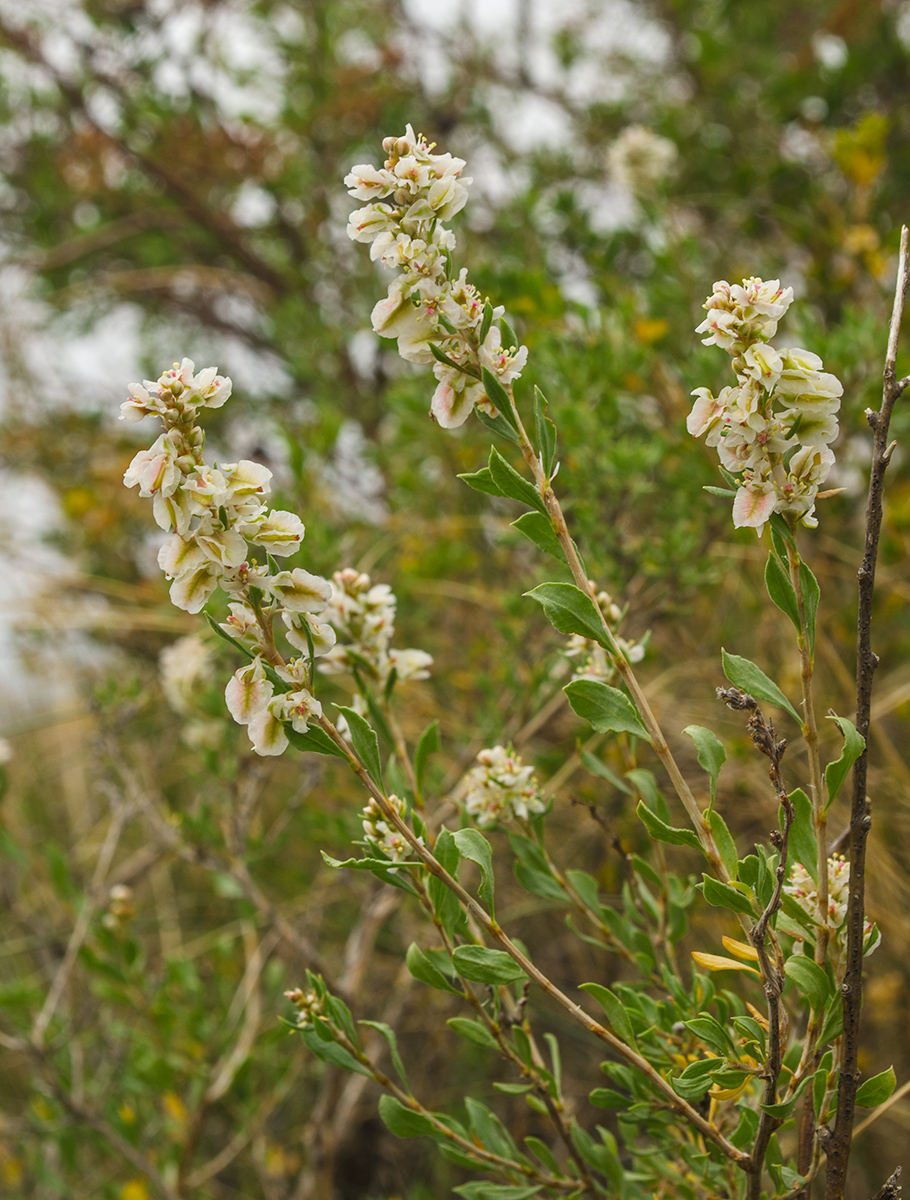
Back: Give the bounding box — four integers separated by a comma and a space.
784, 955, 832, 1011
523, 1136, 560, 1174
534, 386, 557, 478
336, 706, 384, 787
475, 407, 520, 445
785, 788, 817, 881
817, 994, 844, 1046
685, 1015, 734, 1055
764, 551, 800, 632
480, 367, 520, 431
493, 1082, 534, 1095
406, 943, 462, 995
203, 608, 254, 661
514, 861, 568, 902
824, 716, 865, 810
708, 811, 738, 879
451, 945, 526, 986
683, 725, 726, 808
760, 1096, 796, 1119
488, 448, 547, 514
856, 1066, 897, 1108
359, 1020, 409, 1091
378, 1094, 436, 1138
703, 485, 737, 498
579, 983, 636, 1043
452, 828, 496, 913
579, 752, 633, 792
498, 315, 518, 349
589, 1087, 629, 1109
414, 720, 440, 793
301, 1027, 371, 1076
800, 561, 820, 653
458, 465, 504, 498
721, 649, 802, 725
701, 874, 755, 915
636, 801, 701, 849
447, 1017, 498, 1048
479, 300, 494, 343
564, 680, 649, 740
525, 582, 607, 646
429, 829, 462, 937
511, 512, 567, 563
453, 1186, 541, 1200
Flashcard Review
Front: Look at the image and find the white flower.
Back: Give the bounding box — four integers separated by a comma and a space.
607, 125, 677, 192
123, 433, 181, 498
225, 657, 274, 725
267, 568, 332, 613
464, 746, 545, 828
387, 647, 433, 682
361, 793, 418, 864
160, 634, 213, 715
245, 509, 305, 554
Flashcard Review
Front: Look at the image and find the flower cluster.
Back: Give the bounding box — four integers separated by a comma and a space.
320, 568, 432, 688
346, 125, 528, 428
688, 278, 843, 533
565, 588, 646, 683
361, 794, 418, 864
786, 856, 878, 954
464, 746, 545, 828
283, 987, 324, 1027
123, 359, 335, 756
607, 125, 677, 193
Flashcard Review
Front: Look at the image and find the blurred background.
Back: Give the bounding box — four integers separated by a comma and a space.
1, 1, 910, 1196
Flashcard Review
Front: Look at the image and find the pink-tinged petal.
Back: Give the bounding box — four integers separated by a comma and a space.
732, 486, 776, 529
169, 565, 220, 614
430, 380, 475, 428
687, 389, 722, 438
225, 661, 273, 725
195, 527, 248, 569
247, 708, 288, 756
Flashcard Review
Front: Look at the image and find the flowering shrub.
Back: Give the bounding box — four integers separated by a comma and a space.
121, 127, 908, 1200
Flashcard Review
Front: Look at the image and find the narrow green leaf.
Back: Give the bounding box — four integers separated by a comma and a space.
523, 1136, 560, 1174
760, 1096, 797, 1119
359, 1020, 410, 1091
414, 720, 440, 793
493, 1082, 534, 1095
378, 1094, 436, 1138
684, 1015, 733, 1055
708, 811, 738, 879
406, 943, 462, 995
703, 485, 737, 498
856, 1066, 896, 1108
451, 945, 526, 985
336, 706, 384, 787
475, 407, 520, 445
488, 448, 547, 514
301, 1027, 372, 1076
683, 725, 726, 807
579, 751, 633, 792
498, 315, 518, 349
721, 649, 802, 725
534, 386, 557, 477
452, 828, 496, 913
453, 1185, 541, 1200
784, 955, 832, 1012
479, 300, 494, 344
636, 801, 701, 849
564, 679, 649, 740
765, 551, 800, 632
817, 994, 844, 1046
824, 716, 865, 810
480, 367, 520, 431
283, 725, 348, 759
800, 561, 820, 653
525, 581, 607, 646
588, 1087, 629, 1109
447, 1017, 498, 1048
458, 465, 504, 498
429, 341, 477, 376
511, 512, 567, 563
785, 788, 817, 881
543, 1032, 562, 1091
579, 983, 636, 1043
700, 874, 755, 915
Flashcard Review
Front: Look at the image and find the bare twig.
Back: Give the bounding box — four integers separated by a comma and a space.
825, 225, 910, 1199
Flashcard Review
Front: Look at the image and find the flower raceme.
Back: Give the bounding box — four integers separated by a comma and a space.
346, 125, 528, 429
689, 278, 843, 533
463, 746, 545, 828
122, 360, 431, 756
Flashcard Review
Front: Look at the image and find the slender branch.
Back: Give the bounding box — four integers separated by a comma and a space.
825, 225, 910, 1199
314, 713, 751, 1167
